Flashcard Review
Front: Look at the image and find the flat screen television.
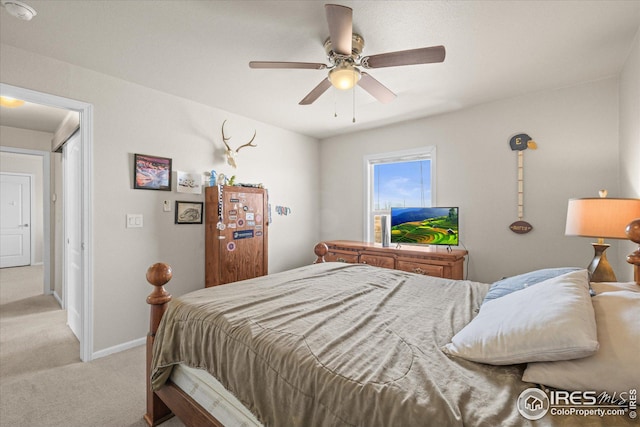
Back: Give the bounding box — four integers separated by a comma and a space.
390, 207, 459, 246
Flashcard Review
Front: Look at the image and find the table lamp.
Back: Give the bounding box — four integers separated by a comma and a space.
565, 194, 640, 282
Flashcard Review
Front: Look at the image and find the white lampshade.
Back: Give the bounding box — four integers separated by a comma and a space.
565, 198, 640, 239
329, 64, 361, 90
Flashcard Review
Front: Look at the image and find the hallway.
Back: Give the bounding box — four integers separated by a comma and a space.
0, 265, 79, 380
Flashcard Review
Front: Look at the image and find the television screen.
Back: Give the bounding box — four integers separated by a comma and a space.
390, 207, 459, 246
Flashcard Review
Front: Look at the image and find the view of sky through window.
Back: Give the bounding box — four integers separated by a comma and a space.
373, 160, 431, 210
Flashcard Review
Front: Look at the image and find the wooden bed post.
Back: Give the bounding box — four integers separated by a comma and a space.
144, 263, 174, 427
313, 242, 328, 264
626, 219, 640, 286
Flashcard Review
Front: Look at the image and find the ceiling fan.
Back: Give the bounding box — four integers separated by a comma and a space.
249, 4, 446, 105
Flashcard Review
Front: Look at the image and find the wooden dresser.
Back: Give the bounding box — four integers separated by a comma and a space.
320, 240, 467, 280
205, 185, 268, 287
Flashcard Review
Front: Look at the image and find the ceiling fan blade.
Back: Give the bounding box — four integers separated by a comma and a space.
249, 61, 327, 70
361, 46, 446, 69
358, 73, 396, 104
325, 4, 352, 56
299, 78, 332, 105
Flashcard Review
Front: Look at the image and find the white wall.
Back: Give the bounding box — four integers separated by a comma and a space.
620, 29, 640, 199
618, 27, 640, 274
320, 78, 628, 283
1, 44, 320, 354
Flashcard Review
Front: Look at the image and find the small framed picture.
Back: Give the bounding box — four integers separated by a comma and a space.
176, 171, 203, 194
175, 201, 203, 224
134, 154, 172, 191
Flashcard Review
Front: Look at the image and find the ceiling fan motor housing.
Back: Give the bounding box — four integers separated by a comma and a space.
324, 33, 365, 61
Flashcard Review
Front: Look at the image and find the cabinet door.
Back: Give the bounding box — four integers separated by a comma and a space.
206, 186, 268, 287
219, 189, 267, 283
217, 234, 266, 283
360, 253, 395, 269
396, 260, 444, 277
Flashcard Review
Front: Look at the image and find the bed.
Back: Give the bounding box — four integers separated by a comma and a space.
144, 237, 640, 427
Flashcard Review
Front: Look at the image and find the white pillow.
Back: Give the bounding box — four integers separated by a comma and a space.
443, 269, 598, 365
523, 290, 640, 392
591, 281, 640, 294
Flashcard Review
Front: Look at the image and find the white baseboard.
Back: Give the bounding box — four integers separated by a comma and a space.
92, 336, 145, 360
52, 291, 63, 308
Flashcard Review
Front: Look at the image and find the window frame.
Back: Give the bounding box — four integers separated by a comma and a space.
363, 146, 437, 242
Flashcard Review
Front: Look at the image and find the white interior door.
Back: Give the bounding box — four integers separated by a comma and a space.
64, 132, 82, 341
0, 174, 31, 268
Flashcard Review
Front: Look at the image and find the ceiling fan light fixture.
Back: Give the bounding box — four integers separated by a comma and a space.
1, 0, 36, 20
329, 64, 361, 90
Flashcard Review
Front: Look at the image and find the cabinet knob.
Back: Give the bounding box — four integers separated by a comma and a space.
413, 267, 424, 275
336, 257, 346, 263
361, 261, 367, 264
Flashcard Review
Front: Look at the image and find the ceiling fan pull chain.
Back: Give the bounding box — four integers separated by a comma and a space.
352, 82, 356, 123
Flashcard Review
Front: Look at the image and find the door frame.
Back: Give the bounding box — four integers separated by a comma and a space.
0, 83, 94, 362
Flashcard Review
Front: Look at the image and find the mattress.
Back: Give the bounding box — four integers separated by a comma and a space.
171, 363, 262, 427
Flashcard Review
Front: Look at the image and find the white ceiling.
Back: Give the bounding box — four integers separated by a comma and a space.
0, 100, 69, 133
1, 1, 639, 139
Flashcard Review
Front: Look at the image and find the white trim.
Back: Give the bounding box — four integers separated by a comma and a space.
362, 146, 437, 242
1, 83, 94, 362
81, 104, 94, 362
29, 173, 35, 266
61, 146, 68, 312
92, 337, 146, 360
0, 149, 50, 294
52, 290, 63, 307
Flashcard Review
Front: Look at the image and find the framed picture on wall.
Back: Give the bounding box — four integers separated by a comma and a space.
176, 171, 203, 194
134, 153, 172, 191
175, 201, 203, 224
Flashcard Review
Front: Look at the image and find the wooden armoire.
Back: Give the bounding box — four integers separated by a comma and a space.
205, 185, 269, 287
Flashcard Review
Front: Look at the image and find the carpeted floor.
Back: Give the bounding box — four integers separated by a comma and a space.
0, 265, 184, 427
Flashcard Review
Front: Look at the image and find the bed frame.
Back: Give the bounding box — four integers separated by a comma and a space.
143, 243, 328, 426
143, 222, 640, 427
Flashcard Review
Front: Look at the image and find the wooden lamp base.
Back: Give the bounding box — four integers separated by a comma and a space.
588, 243, 617, 282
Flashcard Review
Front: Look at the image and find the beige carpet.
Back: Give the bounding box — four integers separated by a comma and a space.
0, 265, 184, 427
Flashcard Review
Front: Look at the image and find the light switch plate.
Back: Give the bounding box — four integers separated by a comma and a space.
163, 200, 171, 212
126, 213, 143, 228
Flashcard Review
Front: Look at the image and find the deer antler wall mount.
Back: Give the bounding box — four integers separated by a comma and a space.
221, 120, 257, 168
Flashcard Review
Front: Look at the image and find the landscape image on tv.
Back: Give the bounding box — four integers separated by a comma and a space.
390, 207, 459, 246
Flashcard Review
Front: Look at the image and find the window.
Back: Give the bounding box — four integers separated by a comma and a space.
363, 147, 436, 242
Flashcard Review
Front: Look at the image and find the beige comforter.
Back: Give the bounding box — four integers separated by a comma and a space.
150, 262, 620, 427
